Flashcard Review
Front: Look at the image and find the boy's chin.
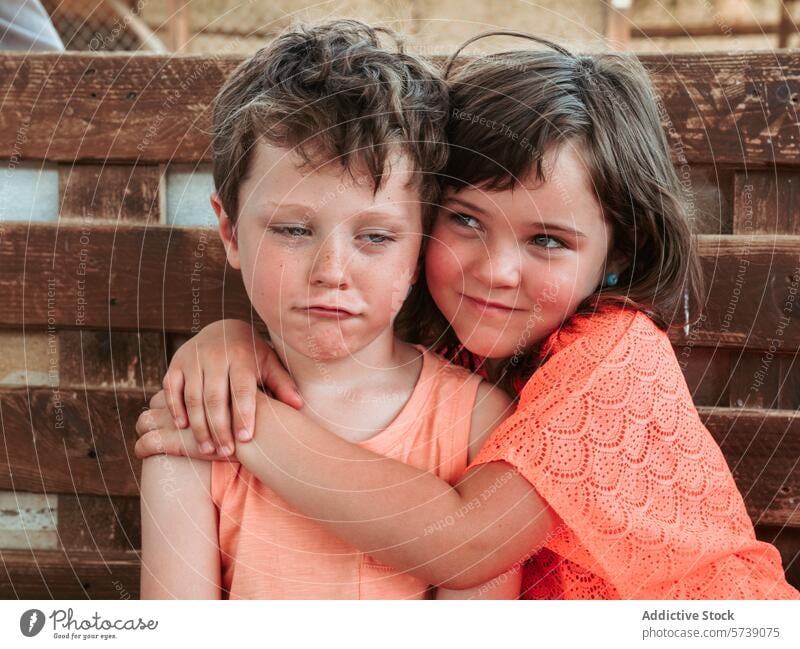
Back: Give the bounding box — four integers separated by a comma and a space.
295, 328, 357, 362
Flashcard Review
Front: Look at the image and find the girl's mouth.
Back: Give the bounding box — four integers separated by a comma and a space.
460, 294, 519, 316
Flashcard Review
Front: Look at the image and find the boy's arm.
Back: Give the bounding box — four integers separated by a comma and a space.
435, 566, 522, 600
234, 388, 558, 590
140, 456, 221, 599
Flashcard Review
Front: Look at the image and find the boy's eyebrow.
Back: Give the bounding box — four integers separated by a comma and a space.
446, 196, 587, 238
263, 201, 409, 224
355, 207, 410, 223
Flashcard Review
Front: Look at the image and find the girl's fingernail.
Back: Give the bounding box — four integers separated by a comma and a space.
200, 441, 215, 454
237, 429, 251, 442
220, 444, 234, 456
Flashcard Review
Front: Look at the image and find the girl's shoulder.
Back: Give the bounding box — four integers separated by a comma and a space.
519, 306, 674, 404
539, 304, 663, 359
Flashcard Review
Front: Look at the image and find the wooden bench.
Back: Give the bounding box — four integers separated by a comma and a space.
0, 51, 798, 598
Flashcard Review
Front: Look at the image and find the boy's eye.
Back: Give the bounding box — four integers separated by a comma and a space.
450, 212, 481, 229
360, 232, 395, 245
531, 234, 566, 249
271, 225, 310, 237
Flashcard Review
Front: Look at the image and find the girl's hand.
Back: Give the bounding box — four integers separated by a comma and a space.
162, 319, 303, 457
135, 390, 228, 461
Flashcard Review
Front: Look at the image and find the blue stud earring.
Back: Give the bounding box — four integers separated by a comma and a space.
605, 272, 618, 287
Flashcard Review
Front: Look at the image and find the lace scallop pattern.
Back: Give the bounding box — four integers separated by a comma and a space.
473, 307, 799, 600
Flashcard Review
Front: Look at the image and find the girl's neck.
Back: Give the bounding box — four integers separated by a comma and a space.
270, 328, 419, 394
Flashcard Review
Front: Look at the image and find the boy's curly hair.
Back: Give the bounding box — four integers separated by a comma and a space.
211, 19, 449, 224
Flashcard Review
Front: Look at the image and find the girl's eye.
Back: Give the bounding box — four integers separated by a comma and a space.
271, 226, 310, 237
531, 234, 566, 249
450, 212, 481, 229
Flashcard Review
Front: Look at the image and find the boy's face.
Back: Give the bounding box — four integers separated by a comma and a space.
212, 141, 423, 361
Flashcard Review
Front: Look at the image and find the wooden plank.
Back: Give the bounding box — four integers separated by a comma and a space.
755, 524, 800, 589
733, 170, 800, 235
1, 386, 797, 529
0, 53, 239, 164
676, 346, 731, 406
57, 494, 140, 552
0, 491, 58, 550
2, 224, 796, 348
679, 347, 800, 410
701, 407, 800, 527
0, 331, 56, 386
0, 387, 147, 497
641, 52, 800, 167
728, 352, 800, 410
59, 164, 163, 222
669, 235, 800, 351
0, 549, 139, 599
686, 165, 733, 235
0, 222, 254, 335
57, 330, 165, 389
0, 52, 797, 166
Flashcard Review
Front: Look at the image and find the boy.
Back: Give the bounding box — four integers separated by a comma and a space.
139, 19, 518, 599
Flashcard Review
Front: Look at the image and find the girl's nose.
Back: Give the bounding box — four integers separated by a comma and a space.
470, 242, 521, 289
309, 237, 350, 289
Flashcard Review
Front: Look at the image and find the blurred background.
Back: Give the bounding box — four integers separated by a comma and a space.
36, 0, 800, 55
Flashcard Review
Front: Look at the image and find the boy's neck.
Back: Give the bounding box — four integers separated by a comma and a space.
269, 328, 419, 394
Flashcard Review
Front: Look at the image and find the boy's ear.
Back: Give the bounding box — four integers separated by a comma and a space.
210, 192, 241, 270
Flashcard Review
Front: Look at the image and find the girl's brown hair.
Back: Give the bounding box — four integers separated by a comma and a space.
419, 33, 704, 396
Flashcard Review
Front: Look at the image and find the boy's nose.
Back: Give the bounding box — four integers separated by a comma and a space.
310, 240, 350, 289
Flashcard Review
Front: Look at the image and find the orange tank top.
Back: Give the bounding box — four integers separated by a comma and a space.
211, 345, 482, 599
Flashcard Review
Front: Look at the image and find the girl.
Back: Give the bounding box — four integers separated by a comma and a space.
137, 20, 520, 600
138, 34, 799, 599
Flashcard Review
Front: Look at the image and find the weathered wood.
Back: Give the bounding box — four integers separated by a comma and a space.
0, 222, 254, 335
679, 347, 800, 410
727, 352, 800, 410
2, 386, 797, 526
0, 548, 139, 599
0, 387, 147, 497
686, 165, 734, 235
669, 235, 800, 351
0, 52, 798, 166
57, 494, 141, 552
0, 53, 239, 164
2, 224, 795, 348
701, 407, 800, 527
733, 170, 800, 235
677, 346, 734, 408
755, 524, 800, 589
59, 164, 163, 222
58, 330, 165, 389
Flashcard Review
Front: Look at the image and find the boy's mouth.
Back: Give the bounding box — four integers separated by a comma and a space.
302, 305, 358, 319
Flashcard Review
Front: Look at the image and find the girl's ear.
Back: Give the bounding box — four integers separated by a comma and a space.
210, 193, 241, 270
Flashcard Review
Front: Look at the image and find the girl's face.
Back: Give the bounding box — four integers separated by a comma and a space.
425, 146, 615, 359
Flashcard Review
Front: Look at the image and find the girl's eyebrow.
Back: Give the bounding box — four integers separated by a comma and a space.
446, 196, 488, 214
447, 197, 586, 238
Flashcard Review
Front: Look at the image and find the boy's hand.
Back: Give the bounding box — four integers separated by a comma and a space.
162, 319, 303, 457
135, 390, 228, 460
